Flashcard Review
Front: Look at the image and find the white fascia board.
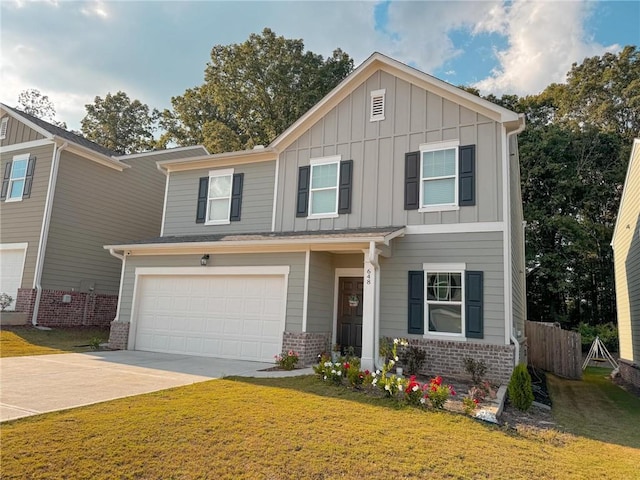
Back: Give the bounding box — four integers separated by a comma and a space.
116, 145, 210, 160
405, 222, 504, 235
54, 138, 127, 171
0, 139, 53, 153
612, 138, 640, 247
0, 105, 53, 139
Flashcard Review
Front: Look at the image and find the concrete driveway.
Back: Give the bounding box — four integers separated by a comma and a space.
0, 351, 311, 422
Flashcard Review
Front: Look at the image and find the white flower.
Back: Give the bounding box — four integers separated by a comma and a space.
420, 398, 426, 404
393, 338, 399, 344
375, 370, 381, 375
389, 359, 395, 366
331, 370, 336, 374
401, 340, 409, 347
372, 378, 378, 385
324, 362, 332, 367
323, 375, 327, 380
337, 371, 342, 376
412, 385, 419, 392
394, 356, 399, 362
384, 385, 390, 391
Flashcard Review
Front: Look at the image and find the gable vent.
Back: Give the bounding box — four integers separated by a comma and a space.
0, 117, 8, 140
370, 89, 385, 122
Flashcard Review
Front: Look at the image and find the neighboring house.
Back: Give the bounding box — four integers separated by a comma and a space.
105, 53, 527, 383
612, 138, 640, 388
0, 104, 208, 326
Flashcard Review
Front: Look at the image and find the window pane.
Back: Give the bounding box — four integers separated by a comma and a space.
450, 273, 462, 301
429, 304, 462, 333
422, 149, 455, 178
11, 159, 27, 179
9, 179, 24, 198
209, 175, 231, 199
208, 198, 230, 221
311, 189, 336, 214
311, 163, 338, 189
423, 178, 455, 205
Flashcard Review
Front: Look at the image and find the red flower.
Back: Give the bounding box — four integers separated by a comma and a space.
473, 398, 479, 405
344, 362, 350, 369
364, 370, 370, 375
434, 376, 443, 386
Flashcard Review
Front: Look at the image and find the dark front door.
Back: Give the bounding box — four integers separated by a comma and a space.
337, 277, 363, 356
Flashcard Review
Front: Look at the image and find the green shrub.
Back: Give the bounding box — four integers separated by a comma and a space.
578, 322, 619, 353
508, 363, 534, 411
463, 357, 487, 385
400, 346, 426, 375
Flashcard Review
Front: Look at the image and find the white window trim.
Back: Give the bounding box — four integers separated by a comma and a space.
5, 153, 30, 203
204, 167, 234, 225
418, 140, 460, 212
370, 89, 386, 122
0, 117, 8, 140
308, 155, 341, 218
423, 262, 466, 339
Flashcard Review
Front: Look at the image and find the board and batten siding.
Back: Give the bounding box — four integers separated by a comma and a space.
41, 152, 165, 295
0, 142, 55, 289
614, 141, 640, 364
509, 134, 526, 338
379, 231, 505, 344
274, 70, 503, 232
117, 253, 306, 332
0, 114, 46, 147
162, 161, 276, 236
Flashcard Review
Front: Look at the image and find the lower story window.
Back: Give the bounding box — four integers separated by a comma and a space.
425, 270, 463, 334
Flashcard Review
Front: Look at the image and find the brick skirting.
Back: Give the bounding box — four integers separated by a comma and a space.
397, 338, 516, 384
14, 288, 117, 327
108, 321, 130, 350
281, 331, 331, 365
618, 358, 640, 389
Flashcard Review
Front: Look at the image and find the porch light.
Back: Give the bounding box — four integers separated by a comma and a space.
200, 254, 210, 266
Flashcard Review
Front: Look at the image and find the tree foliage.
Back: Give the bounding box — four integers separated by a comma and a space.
80, 91, 159, 155
158, 28, 354, 153
17, 89, 66, 128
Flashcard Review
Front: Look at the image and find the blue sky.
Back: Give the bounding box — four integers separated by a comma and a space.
1, 0, 638, 131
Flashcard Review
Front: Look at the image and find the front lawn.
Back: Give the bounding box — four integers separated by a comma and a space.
0, 326, 109, 357
2, 375, 638, 480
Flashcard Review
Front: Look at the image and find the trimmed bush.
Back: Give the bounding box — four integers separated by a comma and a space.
508, 363, 534, 411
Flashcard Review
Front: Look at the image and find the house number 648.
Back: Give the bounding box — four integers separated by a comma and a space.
366, 269, 372, 285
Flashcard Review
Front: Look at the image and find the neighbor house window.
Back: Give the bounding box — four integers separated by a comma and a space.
206, 168, 233, 224
0, 117, 8, 140
424, 263, 465, 335
370, 89, 385, 121
7, 154, 29, 201
420, 140, 459, 209
309, 156, 340, 216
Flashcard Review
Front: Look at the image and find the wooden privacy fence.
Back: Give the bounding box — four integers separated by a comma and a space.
525, 321, 582, 379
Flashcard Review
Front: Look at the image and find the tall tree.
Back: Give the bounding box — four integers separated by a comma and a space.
158, 28, 354, 153
17, 89, 67, 128
81, 91, 159, 155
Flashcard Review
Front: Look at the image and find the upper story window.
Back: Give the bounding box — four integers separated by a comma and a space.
0, 117, 8, 140
420, 141, 459, 210
2, 153, 36, 203
309, 156, 340, 217
370, 89, 385, 122
206, 168, 234, 224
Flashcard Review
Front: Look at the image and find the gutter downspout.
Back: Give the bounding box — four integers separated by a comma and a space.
506, 115, 526, 366
31, 141, 68, 326
108, 248, 126, 325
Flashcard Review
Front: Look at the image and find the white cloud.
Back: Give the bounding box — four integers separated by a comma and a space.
472, 1, 620, 95
80, 0, 109, 19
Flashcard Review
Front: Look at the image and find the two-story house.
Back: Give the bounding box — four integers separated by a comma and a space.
105, 53, 526, 382
0, 104, 208, 326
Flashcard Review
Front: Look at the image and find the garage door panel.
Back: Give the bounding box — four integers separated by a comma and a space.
0, 247, 26, 311
134, 274, 285, 362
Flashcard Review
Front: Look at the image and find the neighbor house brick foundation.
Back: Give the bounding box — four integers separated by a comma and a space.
618, 358, 640, 389
282, 332, 331, 365
108, 321, 130, 350
396, 338, 516, 384
13, 288, 117, 327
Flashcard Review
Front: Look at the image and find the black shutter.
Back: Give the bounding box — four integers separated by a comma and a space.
465, 271, 484, 338
459, 145, 476, 206
404, 151, 420, 210
0, 161, 11, 200
230, 173, 244, 221
195, 176, 208, 224
22, 156, 36, 199
338, 159, 353, 214
296, 166, 310, 217
408, 271, 425, 334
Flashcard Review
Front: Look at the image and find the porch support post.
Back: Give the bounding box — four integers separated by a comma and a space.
361, 243, 380, 371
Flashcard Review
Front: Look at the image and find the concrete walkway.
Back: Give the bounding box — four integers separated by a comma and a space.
0, 351, 313, 422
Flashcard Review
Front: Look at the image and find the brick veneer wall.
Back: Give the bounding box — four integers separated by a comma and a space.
282, 332, 331, 365
618, 358, 640, 389
397, 338, 516, 384
108, 321, 130, 350
14, 289, 117, 327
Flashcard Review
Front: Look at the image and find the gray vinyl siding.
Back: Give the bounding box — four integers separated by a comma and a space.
379, 231, 505, 344
162, 161, 275, 236
0, 143, 54, 289
0, 114, 46, 146
306, 251, 334, 333
274, 70, 503, 232
614, 142, 640, 363
117, 252, 306, 332
509, 135, 526, 339
41, 152, 165, 294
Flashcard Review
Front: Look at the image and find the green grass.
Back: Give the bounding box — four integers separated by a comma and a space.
548, 366, 640, 448
0, 326, 109, 357
2, 375, 639, 480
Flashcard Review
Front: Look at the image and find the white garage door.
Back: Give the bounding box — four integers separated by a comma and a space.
0, 244, 27, 311
133, 273, 286, 362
